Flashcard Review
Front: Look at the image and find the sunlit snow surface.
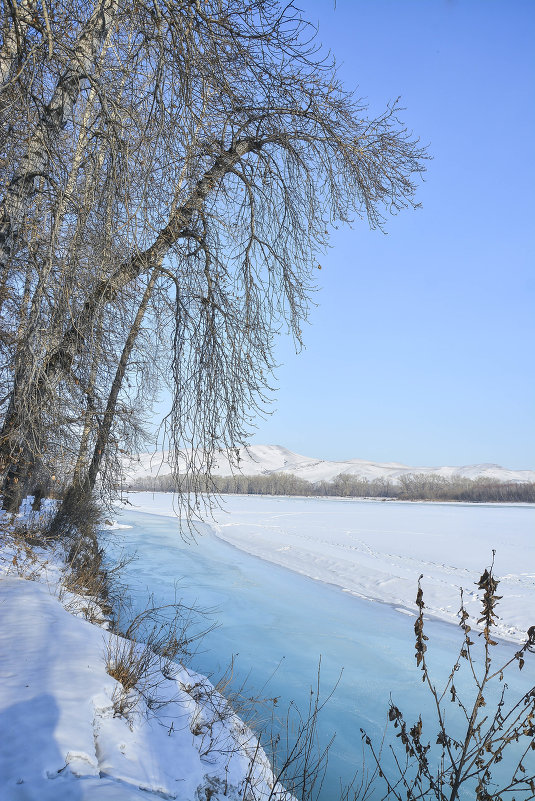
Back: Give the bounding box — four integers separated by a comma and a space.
122, 493, 535, 644
112, 494, 535, 798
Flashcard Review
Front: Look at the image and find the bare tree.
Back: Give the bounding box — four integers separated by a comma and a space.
0, 0, 427, 516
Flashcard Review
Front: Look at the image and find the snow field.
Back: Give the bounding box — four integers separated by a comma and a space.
123, 493, 535, 645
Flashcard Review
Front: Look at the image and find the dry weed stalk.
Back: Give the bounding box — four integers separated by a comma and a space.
237, 661, 337, 801
59, 531, 113, 624
105, 596, 216, 718
359, 552, 535, 800
183, 656, 284, 766
189, 659, 338, 801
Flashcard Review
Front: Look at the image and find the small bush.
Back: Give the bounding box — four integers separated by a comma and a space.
105, 596, 215, 717
358, 553, 535, 800
0, 507, 56, 579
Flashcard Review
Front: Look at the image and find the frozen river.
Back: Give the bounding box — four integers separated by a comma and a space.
108, 494, 535, 798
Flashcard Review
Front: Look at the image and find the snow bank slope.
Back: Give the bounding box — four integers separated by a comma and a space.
126, 444, 535, 484
0, 544, 289, 800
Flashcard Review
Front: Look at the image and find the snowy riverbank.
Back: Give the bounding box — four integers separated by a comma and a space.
2, 494, 533, 799
0, 513, 293, 801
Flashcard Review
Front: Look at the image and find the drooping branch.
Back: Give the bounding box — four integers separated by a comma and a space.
42, 137, 262, 384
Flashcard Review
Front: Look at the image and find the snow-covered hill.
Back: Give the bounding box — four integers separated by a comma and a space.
125, 444, 535, 484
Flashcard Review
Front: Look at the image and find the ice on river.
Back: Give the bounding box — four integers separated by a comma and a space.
122, 493, 535, 644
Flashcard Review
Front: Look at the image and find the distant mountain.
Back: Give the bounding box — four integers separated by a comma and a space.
125, 444, 535, 485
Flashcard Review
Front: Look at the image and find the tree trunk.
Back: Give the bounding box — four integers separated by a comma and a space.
50, 268, 158, 534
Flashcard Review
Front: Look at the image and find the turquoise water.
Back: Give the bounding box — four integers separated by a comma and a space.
104, 501, 534, 799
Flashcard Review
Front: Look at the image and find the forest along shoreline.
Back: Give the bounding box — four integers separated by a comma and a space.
126, 472, 535, 503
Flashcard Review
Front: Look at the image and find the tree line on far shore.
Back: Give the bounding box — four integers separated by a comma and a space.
126, 471, 535, 503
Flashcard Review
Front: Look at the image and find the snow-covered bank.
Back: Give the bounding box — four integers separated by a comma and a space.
121, 493, 535, 645
0, 525, 292, 801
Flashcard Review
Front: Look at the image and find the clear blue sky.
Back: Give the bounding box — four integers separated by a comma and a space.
246, 0, 535, 469
153, 0, 534, 469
